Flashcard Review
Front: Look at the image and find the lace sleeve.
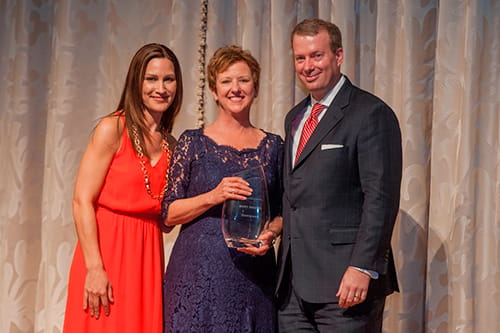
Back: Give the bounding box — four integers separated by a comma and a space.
160, 131, 196, 231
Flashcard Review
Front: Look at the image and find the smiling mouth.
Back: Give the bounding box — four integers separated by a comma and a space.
304, 73, 320, 82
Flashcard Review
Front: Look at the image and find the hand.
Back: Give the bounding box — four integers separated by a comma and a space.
83, 267, 114, 319
208, 177, 252, 205
238, 229, 278, 256
336, 267, 370, 308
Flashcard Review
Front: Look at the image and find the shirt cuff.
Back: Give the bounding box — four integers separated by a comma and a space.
351, 266, 379, 279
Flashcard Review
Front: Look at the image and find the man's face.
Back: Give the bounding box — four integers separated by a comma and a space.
292, 29, 343, 101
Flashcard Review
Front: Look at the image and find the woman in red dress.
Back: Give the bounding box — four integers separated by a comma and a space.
63, 43, 183, 333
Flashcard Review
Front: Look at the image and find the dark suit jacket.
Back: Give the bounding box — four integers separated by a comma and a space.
276, 77, 402, 303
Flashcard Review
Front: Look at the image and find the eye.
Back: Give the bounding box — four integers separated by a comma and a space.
239, 78, 251, 83
164, 76, 176, 82
145, 76, 157, 82
314, 53, 323, 59
295, 56, 305, 63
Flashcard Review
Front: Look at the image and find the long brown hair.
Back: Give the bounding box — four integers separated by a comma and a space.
115, 43, 183, 153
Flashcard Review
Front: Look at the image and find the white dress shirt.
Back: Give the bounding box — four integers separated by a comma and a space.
292, 75, 346, 165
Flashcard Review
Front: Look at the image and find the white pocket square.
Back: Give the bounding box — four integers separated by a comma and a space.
321, 144, 344, 150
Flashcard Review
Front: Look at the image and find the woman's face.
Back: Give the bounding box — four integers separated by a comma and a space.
142, 58, 177, 114
211, 61, 257, 116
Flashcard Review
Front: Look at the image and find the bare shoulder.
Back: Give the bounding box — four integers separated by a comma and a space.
91, 115, 124, 152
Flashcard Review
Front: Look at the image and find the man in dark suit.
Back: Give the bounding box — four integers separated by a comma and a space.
276, 18, 402, 332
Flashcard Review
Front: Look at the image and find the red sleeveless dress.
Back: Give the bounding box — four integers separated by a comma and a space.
63, 125, 167, 333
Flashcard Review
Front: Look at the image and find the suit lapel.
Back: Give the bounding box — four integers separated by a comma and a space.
285, 98, 309, 173
293, 79, 353, 169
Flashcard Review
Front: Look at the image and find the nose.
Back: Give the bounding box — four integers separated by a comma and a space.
230, 80, 241, 92
303, 57, 314, 72
157, 80, 167, 93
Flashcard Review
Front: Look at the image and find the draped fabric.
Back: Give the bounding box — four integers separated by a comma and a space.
0, 0, 498, 332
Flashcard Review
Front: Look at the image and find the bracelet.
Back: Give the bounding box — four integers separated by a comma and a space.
266, 229, 279, 245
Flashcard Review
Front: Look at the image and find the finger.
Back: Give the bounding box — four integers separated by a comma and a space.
88, 295, 95, 317
224, 177, 249, 188
237, 247, 265, 256
350, 290, 361, 305
83, 290, 89, 310
346, 289, 355, 305
237, 241, 269, 256
229, 182, 252, 194
359, 289, 368, 302
232, 177, 250, 186
108, 284, 114, 303
338, 289, 348, 308
254, 243, 270, 255
101, 294, 110, 316
336, 285, 343, 307
338, 285, 352, 308
339, 296, 348, 308
228, 188, 251, 200
336, 278, 346, 297
235, 186, 253, 196
90, 294, 100, 319
230, 178, 252, 190
93, 299, 101, 319
88, 293, 94, 316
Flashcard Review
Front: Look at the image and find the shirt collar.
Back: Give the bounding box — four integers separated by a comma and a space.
310, 75, 346, 108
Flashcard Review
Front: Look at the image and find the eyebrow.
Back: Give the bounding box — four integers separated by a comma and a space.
144, 73, 175, 77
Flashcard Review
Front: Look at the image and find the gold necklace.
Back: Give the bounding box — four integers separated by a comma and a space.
131, 125, 172, 200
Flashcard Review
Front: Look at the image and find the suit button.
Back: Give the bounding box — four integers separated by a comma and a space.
291, 205, 297, 211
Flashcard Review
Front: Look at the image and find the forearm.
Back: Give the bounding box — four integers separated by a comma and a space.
73, 200, 104, 270
164, 191, 217, 226
165, 175, 253, 226
266, 216, 283, 236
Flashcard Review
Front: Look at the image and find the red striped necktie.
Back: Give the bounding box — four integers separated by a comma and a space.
295, 103, 326, 164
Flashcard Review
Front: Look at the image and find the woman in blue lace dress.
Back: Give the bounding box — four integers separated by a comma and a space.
161, 45, 283, 332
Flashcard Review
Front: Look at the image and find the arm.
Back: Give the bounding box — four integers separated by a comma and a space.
162, 132, 252, 227
165, 176, 252, 226
72, 116, 121, 318
337, 103, 402, 308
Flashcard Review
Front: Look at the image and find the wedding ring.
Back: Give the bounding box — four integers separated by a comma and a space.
354, 295, 360, 299
231, 189, 235, 194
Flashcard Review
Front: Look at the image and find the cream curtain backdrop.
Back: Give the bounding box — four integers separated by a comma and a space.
0, 0, 498, 332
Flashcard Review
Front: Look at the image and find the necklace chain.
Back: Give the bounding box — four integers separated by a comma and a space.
131, 125, 171, 200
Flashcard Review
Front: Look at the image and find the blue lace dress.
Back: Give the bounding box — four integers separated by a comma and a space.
162, 128, 283, 333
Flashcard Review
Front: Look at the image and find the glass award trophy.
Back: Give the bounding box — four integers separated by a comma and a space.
222, 165, 270, 248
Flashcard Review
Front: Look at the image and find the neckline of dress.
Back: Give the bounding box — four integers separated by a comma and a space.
200, 128, 269, 153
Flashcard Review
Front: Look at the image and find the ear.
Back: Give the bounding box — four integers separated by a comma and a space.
335, 47, 344, 66
210, 88, 218, 102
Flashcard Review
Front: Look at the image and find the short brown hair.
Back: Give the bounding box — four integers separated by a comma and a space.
207, 45, 260, 94
292, 18, 342, 53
